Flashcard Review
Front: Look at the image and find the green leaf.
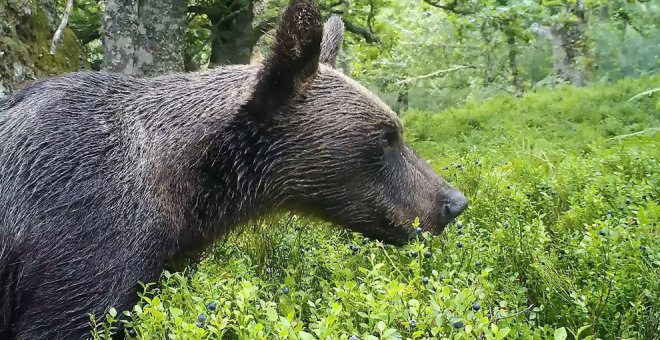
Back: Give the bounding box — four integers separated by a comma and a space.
497, 327, 511, 340
266, 307, 278, 322
298, 331, 316, 340
576, 325, 592, 338
555, 327, 567, 340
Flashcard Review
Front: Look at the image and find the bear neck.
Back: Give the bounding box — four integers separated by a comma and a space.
144, 111, 287, 260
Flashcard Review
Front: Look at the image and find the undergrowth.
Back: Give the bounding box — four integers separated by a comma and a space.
92, 76, 659, 339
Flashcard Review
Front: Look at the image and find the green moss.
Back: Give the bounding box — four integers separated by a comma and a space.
1, 2, 83, 92
27, 7, 81, 73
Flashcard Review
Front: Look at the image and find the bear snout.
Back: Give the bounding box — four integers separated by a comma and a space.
444, 190, 468, 220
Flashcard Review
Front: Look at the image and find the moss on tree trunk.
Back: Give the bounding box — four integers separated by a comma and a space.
0, 0, 84, 98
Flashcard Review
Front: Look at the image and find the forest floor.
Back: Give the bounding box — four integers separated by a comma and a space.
93, 76, 659, 340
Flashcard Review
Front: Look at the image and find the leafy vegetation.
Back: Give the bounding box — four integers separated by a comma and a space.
4, 1, 657, 338
92, 76, 659, 339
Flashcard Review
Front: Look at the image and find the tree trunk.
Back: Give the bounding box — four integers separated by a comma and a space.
0, 0, 84, 98
209, 2, 260, 66
102, 0, 186, 76
504, 24, 521, 92
102, 0, 138, 74
395, 83, 409, 115
135, 0, 187, 75
545, 1, 592, 86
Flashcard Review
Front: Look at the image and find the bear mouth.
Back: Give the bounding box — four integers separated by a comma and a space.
353, 221, 437, 246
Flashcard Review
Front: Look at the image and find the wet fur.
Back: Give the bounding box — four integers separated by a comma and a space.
0, 1, 464, 338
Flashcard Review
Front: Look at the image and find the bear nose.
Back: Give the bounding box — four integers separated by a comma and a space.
443, 191, 468, 219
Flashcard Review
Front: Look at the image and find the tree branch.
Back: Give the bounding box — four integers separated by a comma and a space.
342, 18, 380, 43
319, 3, 380, 43
367, 0, 376, 31
396, 65, 476, 85
188, 5, 212, 16
50, 0, 74, 55
325, 0, 346, 8
614, 8, 645, 37
423, 0, 473, 15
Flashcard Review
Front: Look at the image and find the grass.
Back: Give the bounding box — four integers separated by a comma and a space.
93, 76, 659, 339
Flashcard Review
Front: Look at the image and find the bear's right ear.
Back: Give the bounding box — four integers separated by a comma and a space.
243, 0, 323, 125
320, 16, 345, 67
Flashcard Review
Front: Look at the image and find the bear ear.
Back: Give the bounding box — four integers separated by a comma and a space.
320, 16, 345, 67
244, 0, 323, 125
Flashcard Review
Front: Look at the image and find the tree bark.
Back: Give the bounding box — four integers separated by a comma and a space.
534, 1, 592, 86
102, 0, 186, 76
503, 23, 521, 92
102, 0, 139, 74
395, 83, 409, 115
135, 0, 187, 75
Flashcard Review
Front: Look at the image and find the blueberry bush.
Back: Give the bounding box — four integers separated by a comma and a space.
92, 75, 659, 339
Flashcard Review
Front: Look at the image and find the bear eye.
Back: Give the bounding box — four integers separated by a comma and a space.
381, 130, 398, 149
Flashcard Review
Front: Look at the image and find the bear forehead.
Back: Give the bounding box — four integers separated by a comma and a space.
317, 65, 402, 131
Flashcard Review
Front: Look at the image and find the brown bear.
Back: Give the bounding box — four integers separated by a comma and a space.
0, 0, 467, 338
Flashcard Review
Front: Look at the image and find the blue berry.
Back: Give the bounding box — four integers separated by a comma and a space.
424, 251, 432, 258
411, 251, 419, 258
453, 320, 465, 328
457, 229, 464, 235
475, 260, 482, 267
503, 220, 509, 227
207, 301, 217, 311
472, 302, 480, 311
626, 198, 632, 205
456, 221, 463, 228
127, 329, 137, 337
415, 227, 423, 234
439, 275, 445, 281
352, 246, 360, 252
422, 277, 429, 284
599, 229, 606, 236
641, 245, 647, 251
282, 287, 290, 294
349, 336, 359, 340
196, 321, 204, 328
198, 314, 207, 322
457, 242, 463, 249
409, 320, 417, 328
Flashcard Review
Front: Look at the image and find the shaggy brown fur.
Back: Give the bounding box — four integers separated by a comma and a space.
0, 0, 467, 338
